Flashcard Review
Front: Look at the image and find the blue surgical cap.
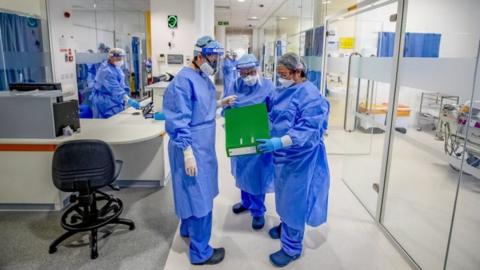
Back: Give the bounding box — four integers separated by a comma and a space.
194, 36, 224, 56
236, 54, 259, 69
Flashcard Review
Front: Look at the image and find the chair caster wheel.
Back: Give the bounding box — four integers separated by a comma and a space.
49, 247, 57, 254
129, 224, 135, 231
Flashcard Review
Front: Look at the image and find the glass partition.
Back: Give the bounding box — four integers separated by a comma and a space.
382, 0, 480, 269
446, 42, 480, 270
0, 0, 53, 90
323, 1, 398, 216
72, 0, 149, 108
258, 0, 317, 84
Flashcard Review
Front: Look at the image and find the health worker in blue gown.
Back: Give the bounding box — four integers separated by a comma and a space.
89, 48, 141, 118
163, 36, 237, 266
222, 50, 237, 92
223, 54, 275, 230
257, 52, 330, 268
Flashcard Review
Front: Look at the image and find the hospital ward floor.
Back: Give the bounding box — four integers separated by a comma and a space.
0, 120, 412, 270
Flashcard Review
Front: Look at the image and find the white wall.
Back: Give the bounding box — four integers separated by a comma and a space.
215, 26, 227, 52
354, 0, 480, 58
72, 9, 145, 53
194, 0, 214, 39
226, 34, 251, 58
46, 0, 78, 100
404, 0, 480, 58
150, 0, 214, 75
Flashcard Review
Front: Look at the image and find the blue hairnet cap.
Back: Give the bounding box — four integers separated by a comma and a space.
236, 54, 259, 69
277, 52, 306, 71
194, 36, 224, 56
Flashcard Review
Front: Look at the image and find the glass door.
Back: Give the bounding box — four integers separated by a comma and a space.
381, 0, 480, 269
446, 41, 480, 270
322, 0, 399, 216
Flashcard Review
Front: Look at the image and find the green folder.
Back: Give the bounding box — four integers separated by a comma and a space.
224, 103, 271, 157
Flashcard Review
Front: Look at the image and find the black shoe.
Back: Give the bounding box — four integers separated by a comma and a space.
269, 249, 300, 267
192, 248, 225, 265
269, 224, 281, 239
252, 216, 265, 230
232, 202, 248, 214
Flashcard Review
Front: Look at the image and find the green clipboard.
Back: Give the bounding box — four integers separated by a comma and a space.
224, 103, 271, 157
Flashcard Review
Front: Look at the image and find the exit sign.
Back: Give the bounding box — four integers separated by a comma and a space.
218, 21, 230, 26
168, 15, 178, 29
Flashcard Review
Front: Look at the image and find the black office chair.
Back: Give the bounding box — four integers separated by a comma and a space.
49, 140, 135, 259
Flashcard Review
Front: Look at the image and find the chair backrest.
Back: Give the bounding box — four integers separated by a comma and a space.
52, 140, 115, 192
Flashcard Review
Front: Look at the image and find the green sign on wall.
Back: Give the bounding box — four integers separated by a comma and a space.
217, 21, 230, 26
167, 15, 178, 29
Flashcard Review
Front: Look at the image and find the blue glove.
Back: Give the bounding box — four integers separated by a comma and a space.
127, 98, 141, 109
154, 111, 166, 121
256, 137, 283, 153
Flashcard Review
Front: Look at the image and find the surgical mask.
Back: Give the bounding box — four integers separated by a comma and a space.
278, 77, 295, 88
243, 75, 258, 86
200, 58, 218, 76
114, 60, 124, 67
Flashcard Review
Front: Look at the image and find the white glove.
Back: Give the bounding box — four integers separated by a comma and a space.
217, 95, 237, 108
183, 147, 197, 177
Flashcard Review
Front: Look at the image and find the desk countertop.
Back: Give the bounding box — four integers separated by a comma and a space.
144, 81, 170, 91
0, 108, 166, 146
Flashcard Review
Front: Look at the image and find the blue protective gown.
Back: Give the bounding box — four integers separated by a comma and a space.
89, 61, 130, 119
223, 58, 237, 92
269, 80, 330, 231
163, 66, 218, 263
164, 66, 219, 219
224, 77, 275, 217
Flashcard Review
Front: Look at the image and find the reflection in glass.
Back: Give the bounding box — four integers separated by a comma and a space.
446, 43, 480, 270
73, 0, 150, 108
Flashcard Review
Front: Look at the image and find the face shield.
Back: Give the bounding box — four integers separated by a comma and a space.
194, 39, 224, 76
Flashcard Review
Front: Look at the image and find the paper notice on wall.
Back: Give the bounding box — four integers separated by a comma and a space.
339, 37, 355, 49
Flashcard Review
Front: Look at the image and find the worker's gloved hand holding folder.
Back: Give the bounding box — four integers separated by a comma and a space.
224, 103, 270, 157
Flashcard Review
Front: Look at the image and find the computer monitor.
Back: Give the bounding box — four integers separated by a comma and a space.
9, 83, 62, 91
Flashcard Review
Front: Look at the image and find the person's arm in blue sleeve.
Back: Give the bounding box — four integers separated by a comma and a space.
220, 80, 236, 117
163, 78, 193, 150
286, 91, 329, 148
257, 93, 329, 153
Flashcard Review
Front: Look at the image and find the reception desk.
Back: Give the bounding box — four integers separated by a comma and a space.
0, 108, 167, 211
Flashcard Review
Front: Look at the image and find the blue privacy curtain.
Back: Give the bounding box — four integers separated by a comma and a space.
0, 12, 46, 90
132, 36, 141, 94
304, 26, 324, 90
377, 32, 441, 57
